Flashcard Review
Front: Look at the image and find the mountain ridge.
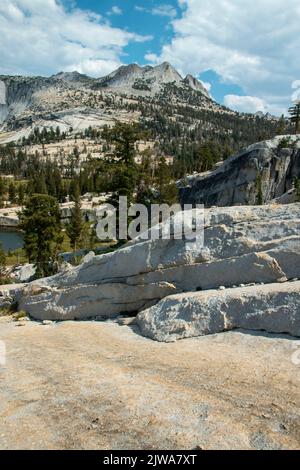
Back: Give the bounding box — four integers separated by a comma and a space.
0, 62, 280, 154
0, 62, 211, 133
49, 62, 209, 95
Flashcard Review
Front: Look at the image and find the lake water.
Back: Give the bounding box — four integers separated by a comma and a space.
0, 229, 24, 252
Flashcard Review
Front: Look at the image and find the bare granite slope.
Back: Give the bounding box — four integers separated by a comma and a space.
180, 135, 300, 207
0, 316, 299, 450
0, 62, 211, 133
16, 203, 300, 340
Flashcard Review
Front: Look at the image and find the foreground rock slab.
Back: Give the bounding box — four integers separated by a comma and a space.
0, 317, 299, 450
16, 203, 300, 321
137, 281, 300, 342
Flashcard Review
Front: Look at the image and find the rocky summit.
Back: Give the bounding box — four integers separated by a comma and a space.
16, 203, 300, 342
0, 62, 210, 132
0, 62, 279, 152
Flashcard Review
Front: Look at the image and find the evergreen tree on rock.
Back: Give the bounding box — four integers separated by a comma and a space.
19, 194, 63, 278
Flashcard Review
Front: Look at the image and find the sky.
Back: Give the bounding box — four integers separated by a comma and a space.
0, 0, 299, 115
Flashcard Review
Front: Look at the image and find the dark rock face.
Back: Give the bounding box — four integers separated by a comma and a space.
180, 137, 300, 207
183, 74, 209, 96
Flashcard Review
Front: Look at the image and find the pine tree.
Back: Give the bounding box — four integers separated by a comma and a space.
89, 225, 99, 250
155, 157, 178, 204
66, 196, 84, 251
55, 126, 61, 140
69, 178, 80, 201
289, 102, 300, 134
0, 177, 7, 207
19, 194, 63, 278
8, 181, 16, 204
33, 174, 48, 194
53, 168, 63, 201
277, 115, 286, 135
0, 177, 6, 199
103, 122, 147, 240
18, 184, 25, 205
103, 122, 147, 165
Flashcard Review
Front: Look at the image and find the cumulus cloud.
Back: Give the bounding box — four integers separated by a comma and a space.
292, 80, 300, 103
0, 0, 150, 77
149, 0, 300, 114
224, 95, 267, 114
135, 4, 177, 18
108, 6, 123, 16
224, 94, 288, 115
151, 5, 177, 18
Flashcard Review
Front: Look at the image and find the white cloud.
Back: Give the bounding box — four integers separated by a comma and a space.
151, 5, 177, 18
144, 53, 159, 63
292, 80, 300, 103
0, 0, 150, 77
134, 6, 147, 13
224, 95, 267, 114
108, 6, 123, 16
135, 4, 177, 19
149, 0, 300, 114
224, 94, 287, 116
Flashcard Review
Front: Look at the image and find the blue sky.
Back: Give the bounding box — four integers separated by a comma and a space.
72, 0, 179, 65
68, 0, 245, 106
65, 0, 243, 105
1, 0, 299, 115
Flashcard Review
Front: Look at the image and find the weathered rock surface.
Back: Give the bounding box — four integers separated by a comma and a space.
137, 281, 300, 342
0, 283, 25, 311
17, 203, 300, 324
0, 215, 19, 228
19, 281, 177, 321
0, 283, 25, 298
0, 317, 299, 450
13, 264, 36, 283
180, 136, 300, 207
0, 296, 13, 310
272, 188, 298, 205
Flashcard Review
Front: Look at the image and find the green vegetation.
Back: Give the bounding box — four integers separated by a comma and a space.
0, 243, 16, 284
21, 126, 68, 146
13, 310, 27, 321
19, 194, 64, 278
289, 102, 300, 134
277, 115, 287, 135
0, 109, 295, 278
5, 248, 27, 266
0, 306, 17, 317
66, 196, 84, 251
103, 122, 145, 204
132, 79, 151, 92
277, 137, 292, 149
